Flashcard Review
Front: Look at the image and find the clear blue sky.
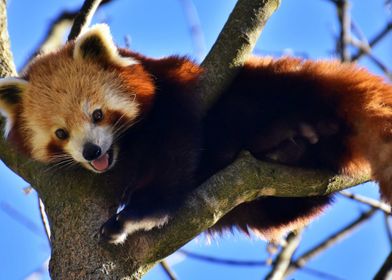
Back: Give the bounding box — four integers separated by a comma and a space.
1, 0, 392, 279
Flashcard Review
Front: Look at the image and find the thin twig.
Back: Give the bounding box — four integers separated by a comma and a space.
374, 251, 392, 280
340, 191, 391, 214
350, 20, 368, 46
336, 0, 351, 61
159, 260, 177, 280
68, 0, 104, 41
178, 249, 267, 266
351, 22, 392, 61
285, 208, 377, 277
266, 229, 303, 280
349, 37, 392, 79
179, 248, 343, 279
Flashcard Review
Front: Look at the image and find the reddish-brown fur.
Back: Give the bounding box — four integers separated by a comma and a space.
2, 26, 391, 242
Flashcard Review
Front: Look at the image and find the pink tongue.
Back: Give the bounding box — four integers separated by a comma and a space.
91, 153, 109, 171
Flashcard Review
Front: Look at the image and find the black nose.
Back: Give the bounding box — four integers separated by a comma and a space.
82, 143, 102, 161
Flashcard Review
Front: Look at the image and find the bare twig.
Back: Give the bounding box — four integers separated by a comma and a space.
351, 22, 392, 61
180, 248, 343, 280
68, 0, 104, 41
266, 229, 303, 280
374, 251, 392, 280
340, 191, 391, 214
159, 260, 177, 280
350, 20, 368, 46
178, 0, 206, 61
178, 249, 267, 266
349, 37, 392, 79
285, 208, 377, 277
336, 0, 351, 61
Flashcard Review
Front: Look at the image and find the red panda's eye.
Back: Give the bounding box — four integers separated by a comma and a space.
55, 129, 68, 140
92, 109, 104, 123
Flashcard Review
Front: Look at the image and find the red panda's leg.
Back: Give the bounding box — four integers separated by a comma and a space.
100, 187, 187, 245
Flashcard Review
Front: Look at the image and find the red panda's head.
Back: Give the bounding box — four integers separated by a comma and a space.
0, 24, 155, 173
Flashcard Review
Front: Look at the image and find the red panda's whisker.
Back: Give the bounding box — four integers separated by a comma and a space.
44, 158, 77, 173
112, 117, 143, 143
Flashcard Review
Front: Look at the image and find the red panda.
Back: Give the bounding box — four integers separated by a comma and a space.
0, 24, 389, 244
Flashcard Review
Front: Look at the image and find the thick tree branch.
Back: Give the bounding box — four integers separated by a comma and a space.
198, 0, 281, 111
0, 0, 16, 76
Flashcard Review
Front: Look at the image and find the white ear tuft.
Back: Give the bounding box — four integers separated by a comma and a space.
73, 24, 138, 67
0, 77, 28, 137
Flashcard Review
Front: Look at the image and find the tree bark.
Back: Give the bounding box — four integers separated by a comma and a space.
0, 0, 371, 279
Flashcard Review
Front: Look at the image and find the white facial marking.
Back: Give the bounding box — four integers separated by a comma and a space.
66, 123, 113, 163
0, 109, 12, 138
103, 86, 140, 121
30, 125, 53, 161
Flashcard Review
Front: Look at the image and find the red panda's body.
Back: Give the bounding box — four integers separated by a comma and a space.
0, 24, 390, 244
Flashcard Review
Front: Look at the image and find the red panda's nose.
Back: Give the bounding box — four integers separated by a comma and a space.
83, 143, 102, 161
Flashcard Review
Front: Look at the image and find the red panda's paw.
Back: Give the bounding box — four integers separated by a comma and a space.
100, 211, 170, 245
248, 119, 340, 166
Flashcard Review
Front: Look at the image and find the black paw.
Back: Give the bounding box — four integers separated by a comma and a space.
100, 213, 128, 245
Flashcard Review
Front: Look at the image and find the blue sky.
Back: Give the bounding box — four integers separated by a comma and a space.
1, 0, 392, 279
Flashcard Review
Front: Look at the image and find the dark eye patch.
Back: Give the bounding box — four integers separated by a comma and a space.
47, 141, 65, 159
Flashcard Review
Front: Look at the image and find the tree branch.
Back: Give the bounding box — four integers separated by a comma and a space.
336, 0, 351, 61
351, 22, 392, 61
198, 0, 281, 111
285, 208, 376, 277
340, 191, 391, 214
374, 251, 392, 280
266, 229, 303, 280
0, 0, 16, 76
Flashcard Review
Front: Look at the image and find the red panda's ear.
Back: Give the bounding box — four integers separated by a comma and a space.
0, 77, 27, 136
73, 24, 138, 67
